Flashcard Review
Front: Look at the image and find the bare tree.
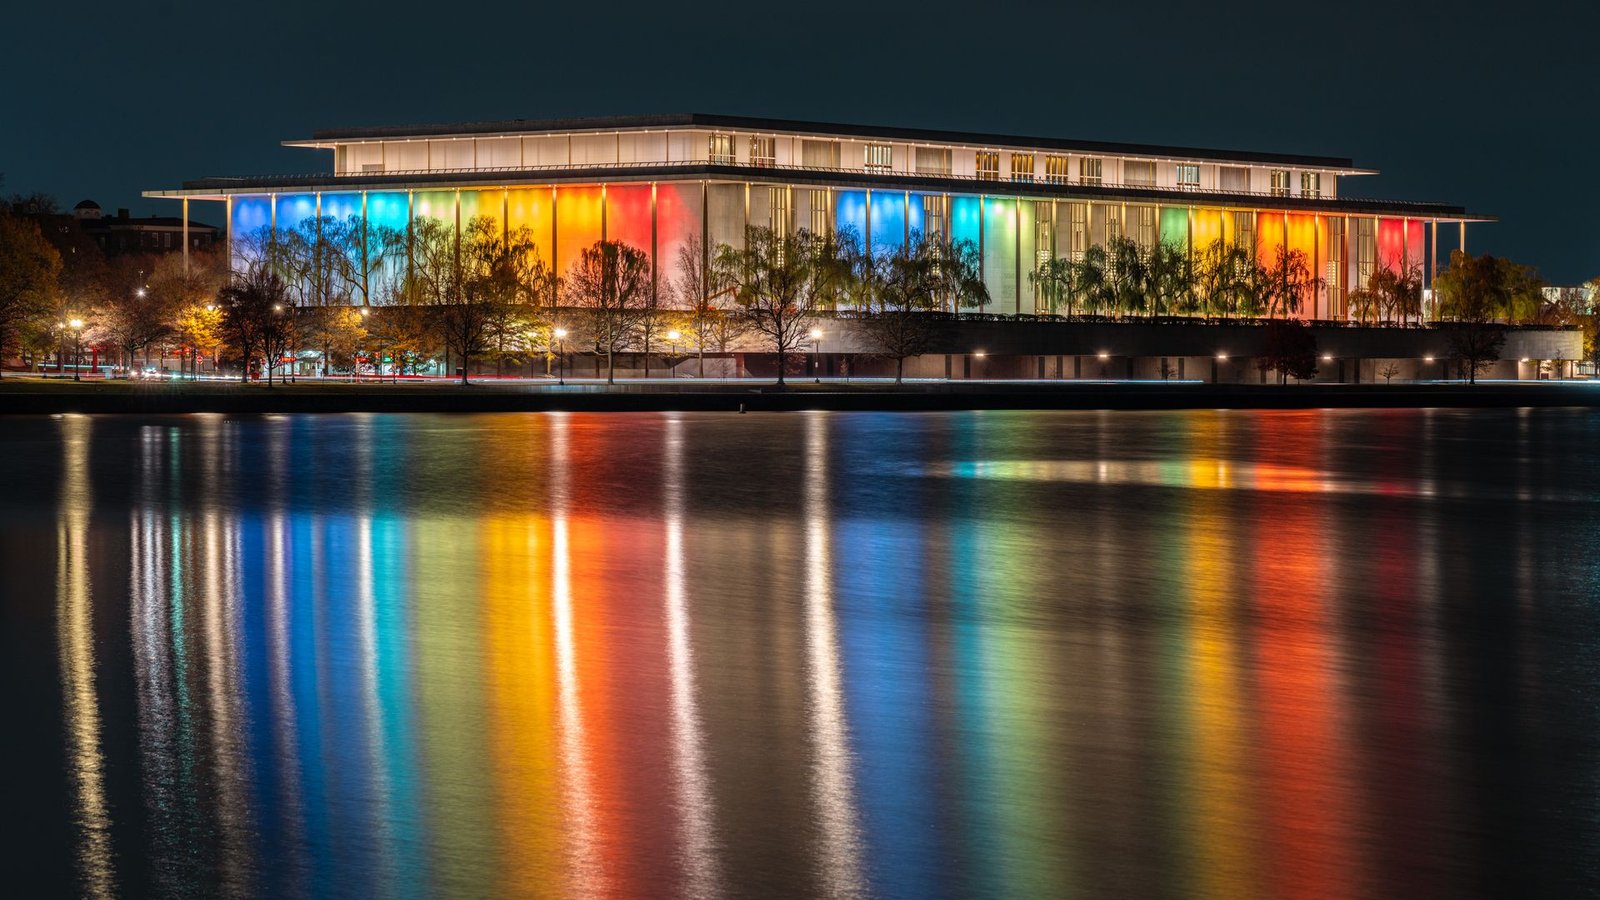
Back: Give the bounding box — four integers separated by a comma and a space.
565, 239, 651, 384
1378, 362, 1401, 384
668, 234, 740, 377
218, 266, 293, 384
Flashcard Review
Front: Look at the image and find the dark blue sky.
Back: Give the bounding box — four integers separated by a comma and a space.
4, 1, 1595, 282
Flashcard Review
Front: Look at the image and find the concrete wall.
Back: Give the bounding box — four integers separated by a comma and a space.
806, 319, 1584, 382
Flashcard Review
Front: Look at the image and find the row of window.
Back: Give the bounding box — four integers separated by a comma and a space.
709, 133, 1325, 197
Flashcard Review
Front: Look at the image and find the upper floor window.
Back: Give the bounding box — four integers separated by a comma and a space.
801, 139, 841, 169
1011, 153, 1035, 183
1219, 166, 1250, 193
976, 151, 1001, 181
864, 143, 893, 172
1079, 157, 1103, 185
1270, 169, 1290, 197
1176, 164, 1200, 190
750, 136, 776, 167
1124, 161, 1156, 187
1044, 155, 1070, 184
1301, 172, 1321, 198
709, 133, 735, 165
915, 147, 952, 175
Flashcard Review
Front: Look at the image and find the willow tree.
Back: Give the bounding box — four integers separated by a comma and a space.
865, 233, 985, 383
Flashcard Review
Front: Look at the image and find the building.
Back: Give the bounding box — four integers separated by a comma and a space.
145, 114, 1582, 380
28, 200, 221, 257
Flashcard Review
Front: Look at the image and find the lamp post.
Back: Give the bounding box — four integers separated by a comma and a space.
69, 318, 84, 381
667, 330, 680, 379
809, 327, 824, 381
554, 327, 568, 385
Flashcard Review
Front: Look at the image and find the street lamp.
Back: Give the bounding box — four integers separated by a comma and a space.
554, 327, 568, 385
68, 318, 84, 381
667, 329, 681, 378
809, 327, 823, 380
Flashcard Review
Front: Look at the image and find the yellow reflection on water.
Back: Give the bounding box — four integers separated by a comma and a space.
1182, 419, 1257, 899
57, 415, 115, 900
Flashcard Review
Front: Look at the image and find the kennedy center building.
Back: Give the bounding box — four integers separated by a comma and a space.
148, 113, 1483, 322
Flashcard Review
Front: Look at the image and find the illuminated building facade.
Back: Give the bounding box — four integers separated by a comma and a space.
148, 113, 1484, 322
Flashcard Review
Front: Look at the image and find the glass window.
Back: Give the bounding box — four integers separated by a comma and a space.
1079, 157, 1103, 185
1176, 164, 1200, 189
975, 151, 1001, 181
1301, 172, 1321, 198
1044, 155, 1070, 184
1270, 169, 1290, 197
1219, 166, 1250, 192
1124, 161, 1156, 187
1357, 217, 1376, 282
709, 133, 735, 165
915, 147, 952, 175
750, 136, 776, 167
1011, 153, 1035, 183
864, 143, 893, 172
801, 139, 841, 169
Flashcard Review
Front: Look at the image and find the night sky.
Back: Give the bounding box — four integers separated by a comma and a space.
4, 1, 1594, 282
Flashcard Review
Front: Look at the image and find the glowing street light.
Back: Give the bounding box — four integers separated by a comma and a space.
667, 329, 681, 371
1097, 351, 1110, 361
553, 327, 568, 385
68, 318, 85, 381
808, 327, 824, 379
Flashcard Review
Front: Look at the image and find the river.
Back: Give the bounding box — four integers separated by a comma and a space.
5, 409, 1600, 898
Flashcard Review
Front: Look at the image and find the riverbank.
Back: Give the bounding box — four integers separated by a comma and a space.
2, 376, 1598, 414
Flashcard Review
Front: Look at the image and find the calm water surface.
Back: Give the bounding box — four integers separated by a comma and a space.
5, 409, 1600, 899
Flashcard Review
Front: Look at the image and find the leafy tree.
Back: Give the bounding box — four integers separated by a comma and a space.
1433, 251, 1543, 382
172, 302, 223, 378
93, 282, 173, 375
565, 239, 651, 384
1258, 318, 1319, 383
716, 225, 831, 386
865, 233, 986, 382
0, 211, 62, 376
302, 306, 369, 375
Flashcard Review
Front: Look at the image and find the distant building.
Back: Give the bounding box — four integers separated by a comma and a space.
63, 200, 219, 255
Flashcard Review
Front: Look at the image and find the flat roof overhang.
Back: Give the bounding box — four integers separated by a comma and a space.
281, 113, 1374, 173
145, 164, 1490, 222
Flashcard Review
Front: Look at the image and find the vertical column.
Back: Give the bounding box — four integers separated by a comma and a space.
551, 186, 559, 283
1459, 221, 1465, 253
1429, 219, 1438, 320
1014, 196, 1021, 316
651, 183, 658, 306
182, 198, 190, 273
361, 192, 370, 304
865, 189, 872, 258
601, 183, 608, 242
